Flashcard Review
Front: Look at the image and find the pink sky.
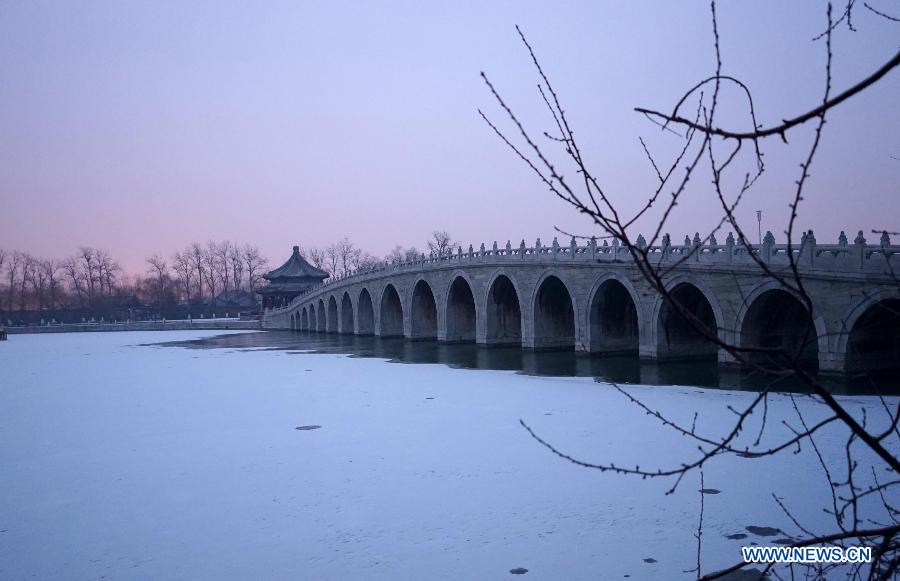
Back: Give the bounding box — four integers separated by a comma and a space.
1, 1, 898, 273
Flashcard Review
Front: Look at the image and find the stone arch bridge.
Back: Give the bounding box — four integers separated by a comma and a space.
263, 232, 900, 375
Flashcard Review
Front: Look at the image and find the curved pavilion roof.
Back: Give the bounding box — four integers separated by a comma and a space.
263, 246, 328, 282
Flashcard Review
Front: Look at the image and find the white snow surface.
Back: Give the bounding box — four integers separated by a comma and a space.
0, 331, 894, 580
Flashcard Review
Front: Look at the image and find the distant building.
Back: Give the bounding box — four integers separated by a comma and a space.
211, 289, 258, 310
259, 245, 328, 309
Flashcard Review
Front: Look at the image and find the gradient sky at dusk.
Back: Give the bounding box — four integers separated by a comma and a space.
1, 1, 898, 272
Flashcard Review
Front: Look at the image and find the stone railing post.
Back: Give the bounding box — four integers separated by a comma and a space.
636, 234, 647, 254
519, 239, 526, 259
853, 230, 866, 270
800, 229, 816, 267
570, 236, 577, 259
763, 231, 775, 263
589, 236, 597, 259
660, 233, 671, 262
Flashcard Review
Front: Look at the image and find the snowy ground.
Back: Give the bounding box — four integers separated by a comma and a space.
0, 331, 895, 580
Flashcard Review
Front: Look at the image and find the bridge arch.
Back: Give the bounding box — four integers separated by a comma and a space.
410, 279, 438, 340
446, 274, 477, 342
290, 313, 296, 331
379, 284, 404, 337
300, 307, 309, 331
327, 296, 339, 333
735, 282, 821, 370
838, 289, 900, 377
357, 288, 375, 335
317, 299, 327, 332
653, 276, 723, 359
485, 270, 523, 346
340, 292, 354, 334
308, 303, 317, 332
531, 271, 577, 350
587, 273, 641, 353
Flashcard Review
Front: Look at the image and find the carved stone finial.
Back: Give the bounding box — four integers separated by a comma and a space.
763, 231, 775, 245
492, 241, 498, 252
535, 237, 542, 249
661, 233, 671, 249
506, 240, 512, 252
693, 232, 702, 247
838, 231, 848, 246
590, 236, 597, 248
726, 232, 735, 246
709, 234, 718, 247
880, 231, 890, 247
570, 236, 577, 248
806, 229, 816, 246
636, 234, 647, 249
683, 235, 691, 247
854, 230, 866, 245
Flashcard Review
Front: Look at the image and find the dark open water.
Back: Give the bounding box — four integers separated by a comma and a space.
155, 330, 900, 396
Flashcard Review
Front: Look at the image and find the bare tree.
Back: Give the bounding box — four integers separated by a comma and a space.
146, 254, 169, 309
351, 249, 380, 272
188, 243, 205, 300
228, 243, 244, 291
386, 244, 421, 264
307, 246, 328, 274
335, 237, 362, 278
202, 243, 219, 299
5, 251, 22, 314
40, 259, 60, 310
426, 230, 454, 257
481, 3, 900, 578
242, 244, 268, 294
172, 251, 194, 301
78, 247, 97, 301
213, 241, 231, 292
94, 250, 119, 297
61, 256, 85, 308
18, 254, 35, 313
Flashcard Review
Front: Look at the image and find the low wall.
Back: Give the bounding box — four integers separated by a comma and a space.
4, 319, 261, 334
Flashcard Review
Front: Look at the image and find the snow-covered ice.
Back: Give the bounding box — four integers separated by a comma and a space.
0, 331, 894, 580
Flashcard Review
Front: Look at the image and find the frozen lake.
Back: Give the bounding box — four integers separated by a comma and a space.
0, 331, 894, 579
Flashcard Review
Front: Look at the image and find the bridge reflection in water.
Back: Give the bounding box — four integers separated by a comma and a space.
164, 331, 899, 396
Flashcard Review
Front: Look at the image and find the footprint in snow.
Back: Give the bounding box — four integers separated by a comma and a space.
700, 488, 721, 494
509, 568, 528, 575
295, 425, 321, 431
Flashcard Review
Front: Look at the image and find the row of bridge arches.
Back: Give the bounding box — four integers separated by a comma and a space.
287, 274, 900, 376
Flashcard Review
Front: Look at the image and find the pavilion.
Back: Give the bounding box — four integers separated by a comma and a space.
259, 246, 328, 309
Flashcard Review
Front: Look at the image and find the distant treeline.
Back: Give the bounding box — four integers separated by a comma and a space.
0, 242, 268, 325
1, 231, 457, 325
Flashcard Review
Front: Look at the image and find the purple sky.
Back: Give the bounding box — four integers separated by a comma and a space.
1, 1, 898, 272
